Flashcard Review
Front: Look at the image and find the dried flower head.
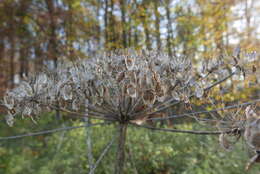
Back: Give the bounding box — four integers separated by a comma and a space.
1, 49, 253, 126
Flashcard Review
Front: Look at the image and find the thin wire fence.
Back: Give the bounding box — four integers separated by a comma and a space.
0, 122, 110, 141
1, 98, 259, 140
148, 98, 260, 121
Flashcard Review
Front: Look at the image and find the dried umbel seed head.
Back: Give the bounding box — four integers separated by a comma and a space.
1, 49, 251, 125
126, 83, 137, 98
245, 106, 258, 123
246, 153, 260, 171
142, 89, 156, 107
126, 71, 137, 83
3, 94, 15, 110
244, 106, 260, 149
117, 71, 125, 83
244, 106, 260, 170
155, 81, 164, 98
219, 133, 233, 151
125, 56, 135, 70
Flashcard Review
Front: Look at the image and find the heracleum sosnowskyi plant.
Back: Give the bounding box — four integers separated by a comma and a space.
1, 48, 259, 173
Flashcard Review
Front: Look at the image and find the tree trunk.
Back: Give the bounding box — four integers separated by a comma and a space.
19, 44, 26, 78
154, 0, 161, 51
165, 0, 173, 56
104, 0, 108, 49
95, 0, 101, 51
245, 0, 253, 40
35, 44, 43, 72
128, 17, 132, 48
120, 0, 127, 48
143, 20, 151, 50
0, 37, 7, 96
45, 0, 60, 67
10, 24, 15, 88
45, 0, 61, 120
108, 0, 116, 50
114, 123, 128, 174
66, 1, 74, 60
134, 27, 138, 48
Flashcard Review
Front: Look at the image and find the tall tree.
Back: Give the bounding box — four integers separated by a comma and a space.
139, 1, 152, 50
165, 0, 173, 56
45, 0, 59, 67
120, 0, 127, 48
153, 0, 161, 51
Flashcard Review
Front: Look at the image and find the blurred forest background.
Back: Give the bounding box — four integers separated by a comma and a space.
0, 0, 260, 173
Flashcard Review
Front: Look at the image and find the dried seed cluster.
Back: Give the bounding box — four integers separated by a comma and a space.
2, 49, 255, 126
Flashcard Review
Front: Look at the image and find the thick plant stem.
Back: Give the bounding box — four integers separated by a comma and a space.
115, 123, 128, 174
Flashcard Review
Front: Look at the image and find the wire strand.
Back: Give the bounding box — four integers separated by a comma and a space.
0, 122, 110, 141
131, 123, 234, 135
147, 98, 260, 121
89, 135, 116, 174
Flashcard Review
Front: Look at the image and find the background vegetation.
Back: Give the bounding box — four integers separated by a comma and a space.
1, 113, 260, 174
